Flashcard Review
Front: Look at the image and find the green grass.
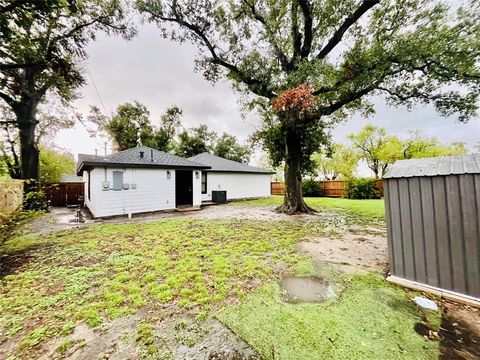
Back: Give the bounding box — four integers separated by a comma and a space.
0, 219, 317, 357
218, 273, 439, 360
233, 196, 385, 219
0, 213, 438, 359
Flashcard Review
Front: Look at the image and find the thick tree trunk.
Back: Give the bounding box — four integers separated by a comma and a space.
277, 129, 316, 214
15, 68, 41, 192
19, 121, 39, 185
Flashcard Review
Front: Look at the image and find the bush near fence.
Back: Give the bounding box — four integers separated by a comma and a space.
271, 179, 384, 197
0, 179, 24, 212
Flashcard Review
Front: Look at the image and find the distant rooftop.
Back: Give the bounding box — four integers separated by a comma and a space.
383, 154, 480, 179
77, 146, 210, 174
188, 152, 274, 174
60, 174, 83, 183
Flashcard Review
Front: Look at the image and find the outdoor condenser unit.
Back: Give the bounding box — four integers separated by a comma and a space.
212, 190, 227, 204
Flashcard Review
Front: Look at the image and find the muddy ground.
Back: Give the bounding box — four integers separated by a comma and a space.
24, 204, 330, 236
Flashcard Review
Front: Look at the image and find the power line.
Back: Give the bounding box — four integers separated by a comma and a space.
87, 67, 107, 114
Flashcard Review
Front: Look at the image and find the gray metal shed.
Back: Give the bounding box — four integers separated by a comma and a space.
383, 154, 480, 304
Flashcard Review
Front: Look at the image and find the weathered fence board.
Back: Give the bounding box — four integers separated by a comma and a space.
271, 179, 384, 197
0, 179, 23, 212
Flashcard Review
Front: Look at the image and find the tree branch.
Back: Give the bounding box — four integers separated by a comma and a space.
0, 0, 36, 13
316, 0, 380, 60
291, 1, 302, 60
0, 62, 45, 71
0, 92, 17, 108
298, 0, 313, 58
242, 1, 292, 72
148, 7, 276, 98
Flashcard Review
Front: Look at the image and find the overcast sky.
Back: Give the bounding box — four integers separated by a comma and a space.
55, 23, 480, 164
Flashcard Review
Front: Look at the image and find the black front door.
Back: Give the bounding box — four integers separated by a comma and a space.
175, 170, 193, 206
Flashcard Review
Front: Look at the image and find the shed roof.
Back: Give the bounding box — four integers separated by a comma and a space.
383, 154, 480, 179
60, 174, 83, 183
77, 146, 210, 174
188, 152, 275, 174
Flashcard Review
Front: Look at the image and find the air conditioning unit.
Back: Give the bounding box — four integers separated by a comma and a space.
212, 190, 227, 204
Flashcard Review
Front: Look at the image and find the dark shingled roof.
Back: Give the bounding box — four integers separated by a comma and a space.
77, 146, 210, 174
383, 154, 480, 179
188, 152, 274, 174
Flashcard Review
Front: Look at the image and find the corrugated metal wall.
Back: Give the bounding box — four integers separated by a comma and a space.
384, 174, 480, 298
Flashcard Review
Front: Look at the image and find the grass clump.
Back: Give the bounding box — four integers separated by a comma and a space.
0, 219, 315, 357
218, 272, 440, 360
233, 196, 385, 219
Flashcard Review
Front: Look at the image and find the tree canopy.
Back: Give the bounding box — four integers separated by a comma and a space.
0, 98, 75, 179
349, 125, 469, 178
137, 0, 480, 213
0, 0, 133, 193
213, 133, 251, 163
39, 147, 75, 183
175, 124, 217, 158
312, 144, 359, 180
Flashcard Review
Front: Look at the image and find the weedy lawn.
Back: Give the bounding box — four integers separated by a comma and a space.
0, 201, 440, 359
234, 195, 385, 219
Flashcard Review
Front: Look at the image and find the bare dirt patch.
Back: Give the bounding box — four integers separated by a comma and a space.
39, 310, 258, 360
296, 226, 388, 273
439, 301, 480, 360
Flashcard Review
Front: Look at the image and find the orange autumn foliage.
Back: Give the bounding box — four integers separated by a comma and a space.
272, 84, 317, 118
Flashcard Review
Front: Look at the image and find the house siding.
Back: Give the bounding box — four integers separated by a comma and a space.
87, 167, 176, 217
192, 170, 202, 207
201, 172, 271, 201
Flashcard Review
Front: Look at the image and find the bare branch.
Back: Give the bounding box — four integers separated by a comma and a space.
316, 0, 380, 60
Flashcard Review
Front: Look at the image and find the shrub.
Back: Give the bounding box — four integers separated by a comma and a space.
23, 190, 49, 211
346, 178, 380, 199
301, 179, 323, 197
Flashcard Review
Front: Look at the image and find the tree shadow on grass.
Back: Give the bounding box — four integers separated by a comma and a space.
0, 243, 54, 279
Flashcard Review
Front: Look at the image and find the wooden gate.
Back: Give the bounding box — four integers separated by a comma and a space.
43, 183, 84, 207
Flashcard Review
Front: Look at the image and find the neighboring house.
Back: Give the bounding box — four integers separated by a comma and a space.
188, 152, 274, 201
76, 146, 209, 218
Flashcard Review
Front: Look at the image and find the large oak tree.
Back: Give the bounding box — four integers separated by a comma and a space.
137, 0, 480, 213
0, 0, 133, 195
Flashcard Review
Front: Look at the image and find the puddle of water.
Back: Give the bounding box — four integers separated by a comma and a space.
281, 276, 335, 304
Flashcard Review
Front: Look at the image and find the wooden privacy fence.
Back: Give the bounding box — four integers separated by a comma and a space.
0, 179, 24, 212
271, 180, 384, 197
43, 182, 84, 207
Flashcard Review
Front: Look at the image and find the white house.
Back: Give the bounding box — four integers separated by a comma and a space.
77, 146, 209, 218
188, 153, 274, 201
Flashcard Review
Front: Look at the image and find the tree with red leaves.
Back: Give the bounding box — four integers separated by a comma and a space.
138, 0, 480, 213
